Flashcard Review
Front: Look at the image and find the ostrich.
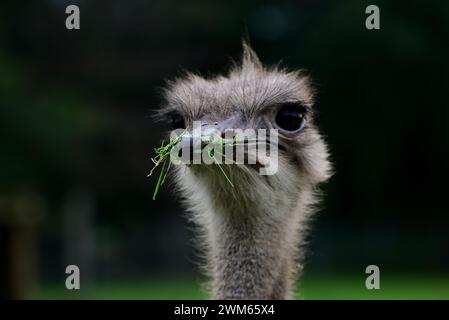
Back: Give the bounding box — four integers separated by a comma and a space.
156, 43, 332, 299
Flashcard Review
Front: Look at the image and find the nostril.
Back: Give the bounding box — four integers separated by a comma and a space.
200, 139, 208, 148
221, 128, 236, 139
178, 136, 194, 160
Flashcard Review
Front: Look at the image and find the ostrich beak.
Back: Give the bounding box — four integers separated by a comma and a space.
214, 114, 243, 134
171, 116, 277, 175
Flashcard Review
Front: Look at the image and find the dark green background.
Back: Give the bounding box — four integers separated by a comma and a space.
1, 0, 448, 299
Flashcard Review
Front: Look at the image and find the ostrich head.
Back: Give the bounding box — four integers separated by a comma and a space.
156, 43, 332, 299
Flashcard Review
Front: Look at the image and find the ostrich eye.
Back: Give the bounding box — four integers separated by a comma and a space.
275, 103, 306, 132
169, 112, 185, 129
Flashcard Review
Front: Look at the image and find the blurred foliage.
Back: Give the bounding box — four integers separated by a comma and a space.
37, 274, 449, 300
0, 0, 448, 298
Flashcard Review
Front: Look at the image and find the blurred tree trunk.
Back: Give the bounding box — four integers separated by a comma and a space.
0, 191, 43, 299
0, 225, 12, 299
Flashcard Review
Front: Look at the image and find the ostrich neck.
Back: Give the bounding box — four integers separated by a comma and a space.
204, 193, 304, 300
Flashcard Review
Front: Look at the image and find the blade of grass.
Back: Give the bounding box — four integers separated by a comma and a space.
160, 157, 172, 186
212, 154, 234, 188
152, 157, 167, 200
149, 131, 236, 198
